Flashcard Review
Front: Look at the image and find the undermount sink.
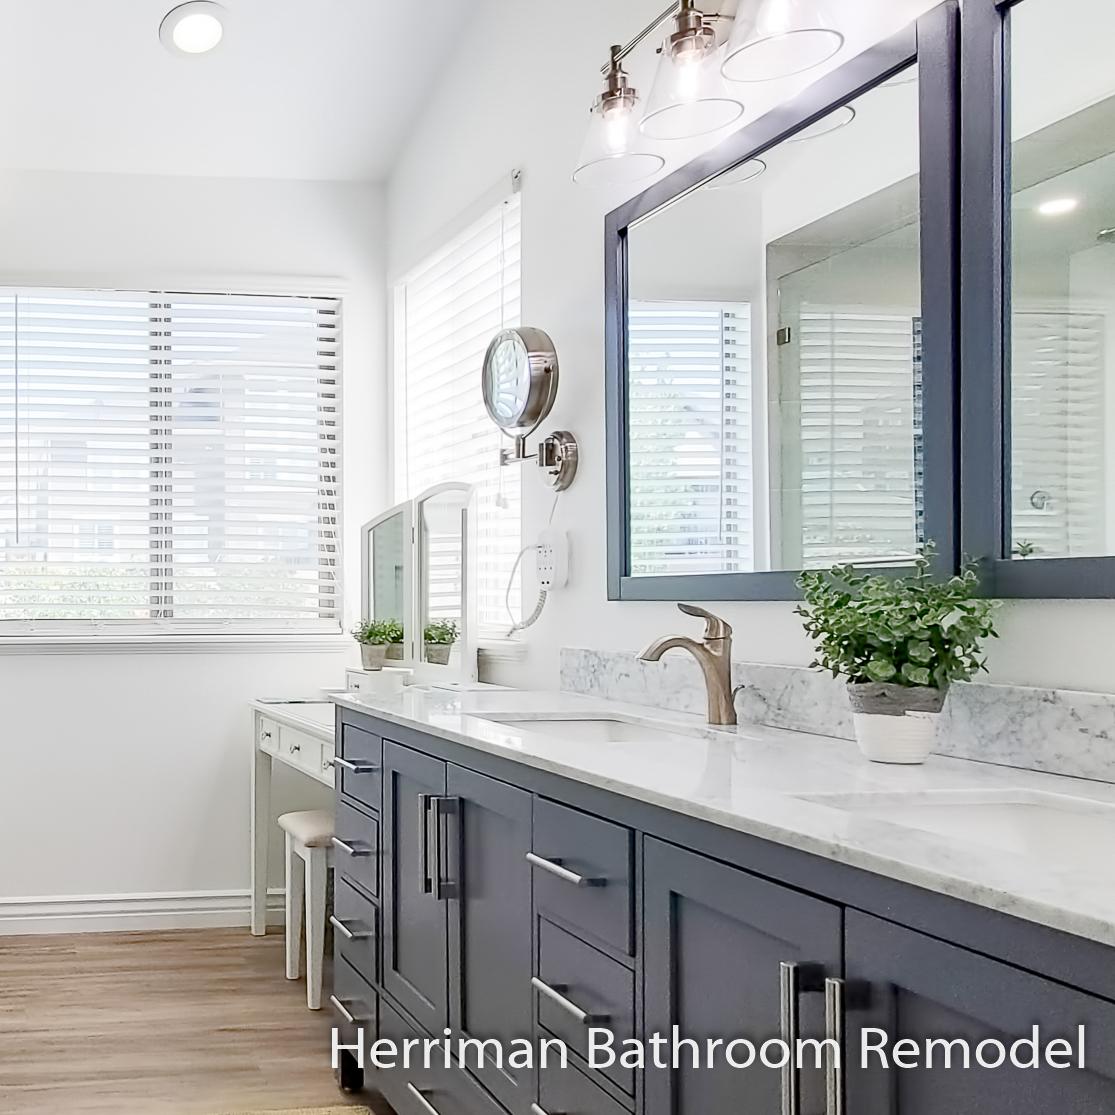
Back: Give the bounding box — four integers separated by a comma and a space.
476, 714, 704, 745
798, 789, 1115, 865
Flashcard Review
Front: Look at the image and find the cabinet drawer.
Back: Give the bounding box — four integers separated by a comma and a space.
257, 717, 280, 755
531, 799, 634, 956
331, 955, 377, 1051
333, 872, 378, 983
337, 723, 383, 811
278, 724, 320, 773
536, 919, 635, 1096
539, 1061, 631, 1115
334, 799, 379, 899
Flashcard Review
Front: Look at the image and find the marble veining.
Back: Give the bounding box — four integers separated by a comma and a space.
560, 647, 1115, 784
331, 686, 1115, 949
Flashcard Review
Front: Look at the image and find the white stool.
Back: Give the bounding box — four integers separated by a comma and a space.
278, 809, 334, 1010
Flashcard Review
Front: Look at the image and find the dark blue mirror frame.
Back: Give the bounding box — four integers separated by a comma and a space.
604, 3, 961, 602
960, 0, 1115, 597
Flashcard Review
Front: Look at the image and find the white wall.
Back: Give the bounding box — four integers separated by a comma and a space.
0, 169, 384, 926
386, 0, 1115, 696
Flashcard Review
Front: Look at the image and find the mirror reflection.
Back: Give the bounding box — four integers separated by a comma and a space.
418, 487, 468, 667
1008, 0, 1115, 560
369, 510, 406, 655
625, 66, 922, 576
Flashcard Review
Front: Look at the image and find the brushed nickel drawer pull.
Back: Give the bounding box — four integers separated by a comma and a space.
329, 996, 356, 1024
331, 837, 372, 858
525, 852, 597, 887
329, 915, 373, 941
531, 976, 608, 1026
824, 977, 846, 1115
406, 1082, 444, 1115
334, 756, 379, 774
780, 962, 802, 1115
529, 1105, 550, 1115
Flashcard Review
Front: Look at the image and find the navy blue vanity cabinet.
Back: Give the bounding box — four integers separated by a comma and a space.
643, 838, 842, 1115
383, 740, 451, 1035
446, 764, 534, 1115
843, 912, 1115, 1114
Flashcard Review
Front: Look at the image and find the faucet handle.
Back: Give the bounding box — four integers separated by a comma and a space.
678, 603, 732, 641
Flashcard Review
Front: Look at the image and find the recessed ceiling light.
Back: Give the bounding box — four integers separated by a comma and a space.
160, 1, 225, 55
1037, 197, 1079, 217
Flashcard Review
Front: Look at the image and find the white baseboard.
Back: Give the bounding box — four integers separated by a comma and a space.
0, 889, 286, 936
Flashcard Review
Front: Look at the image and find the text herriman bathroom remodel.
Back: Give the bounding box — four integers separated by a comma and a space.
332, 1025, 1088, 1073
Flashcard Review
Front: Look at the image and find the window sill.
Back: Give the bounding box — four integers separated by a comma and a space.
0, 633, 353, 656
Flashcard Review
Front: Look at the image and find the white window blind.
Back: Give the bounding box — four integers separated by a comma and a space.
627, 301, 752, 575
1011, 310, 1106, 558
0, 289, 340, 633
395, 193, 522, 635
792, 307, 920, 569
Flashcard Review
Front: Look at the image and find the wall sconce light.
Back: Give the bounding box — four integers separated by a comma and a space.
573, 46, 666, 187
641, 1, 744, 141
721, 0, 844, 83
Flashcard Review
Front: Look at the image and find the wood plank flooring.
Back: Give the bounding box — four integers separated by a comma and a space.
0, 928, 377, 1115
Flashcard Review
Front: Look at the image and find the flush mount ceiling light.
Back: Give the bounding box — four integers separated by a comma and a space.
160, 1, 225, 55
722, 0, 844, 83
641, 0, 744, 141
573, 46, 666, 187
1036, 197, 1079, 217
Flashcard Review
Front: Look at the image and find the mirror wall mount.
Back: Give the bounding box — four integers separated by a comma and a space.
483, 325, 580, 491
960, 0, 1115, 598
604, 3, 961, 602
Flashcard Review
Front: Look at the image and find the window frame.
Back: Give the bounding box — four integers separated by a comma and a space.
604, 2, 961, 601
960, 0, 1115, 597
0, 279, 346, 640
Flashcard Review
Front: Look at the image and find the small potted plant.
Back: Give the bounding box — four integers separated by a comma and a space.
381, 619, 405, 660
424, 620, 459, 666
351, 619, 400, 671
796, 546, 998, 764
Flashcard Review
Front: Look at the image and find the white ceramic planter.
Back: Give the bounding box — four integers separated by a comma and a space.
852, 710, 940, 764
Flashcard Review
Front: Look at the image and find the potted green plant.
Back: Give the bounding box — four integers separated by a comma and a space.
796, 546, 999, 764
381, 619, 405, 660
424, 620, 459, 666
352, 619, 401, 671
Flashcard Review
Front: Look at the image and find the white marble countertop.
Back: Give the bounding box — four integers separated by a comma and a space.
251, 698, 337, 742
331, 687, 1115, 949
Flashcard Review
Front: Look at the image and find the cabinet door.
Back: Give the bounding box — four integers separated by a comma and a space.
447, 763, 534, 1115
644, 838, 842, 1115
843, 911, 1115, 1114
383, 740, 449, 1034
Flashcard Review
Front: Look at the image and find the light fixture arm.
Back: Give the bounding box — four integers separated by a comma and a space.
600, 0, 727, 72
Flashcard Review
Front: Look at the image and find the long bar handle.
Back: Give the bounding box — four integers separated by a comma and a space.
526, 852, 593, 887
329, 995, 356, 1025
825, 977, 846, 1115
531, 976, 608, 1026
331, 837, 372, 858
780, 962, 802, 1115
406, 1082, 444, 1115
419, 793, 433, 894
432, 797, 461, 901
529, 1105, 550, 1115
333, 756, 379, 774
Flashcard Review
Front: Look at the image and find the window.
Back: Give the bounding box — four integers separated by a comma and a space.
627, 301, 752, 576
0, 289, 340, 633
394, 192, 522, 636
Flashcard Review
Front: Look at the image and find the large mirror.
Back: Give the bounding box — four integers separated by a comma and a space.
1005, 0, 1115, 563
368, 508, 407, 652
607, 6, 956, 599
416, 485, 472, 669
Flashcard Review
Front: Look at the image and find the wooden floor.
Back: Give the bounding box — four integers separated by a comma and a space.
0, 927, 374, 1115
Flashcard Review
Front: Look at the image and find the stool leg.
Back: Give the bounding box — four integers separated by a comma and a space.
305, 847, 328, 1010
285, 834, 303, 981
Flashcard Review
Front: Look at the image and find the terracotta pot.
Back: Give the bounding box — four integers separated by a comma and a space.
425, 643, 452, 665
847, 682, 946, 765
359, 643, 387, 671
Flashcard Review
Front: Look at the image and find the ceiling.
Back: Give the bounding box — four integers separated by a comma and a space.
0, 0, 471, 182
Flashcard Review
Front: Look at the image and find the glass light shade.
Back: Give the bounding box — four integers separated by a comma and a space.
788, 103, 855, 141
641, 47, 745, 140
721, 0, 844, 83
573, 104, 665, 187
707, 157, 767, 189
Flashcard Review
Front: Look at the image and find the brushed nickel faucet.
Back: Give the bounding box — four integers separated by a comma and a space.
638, 603, 738, 726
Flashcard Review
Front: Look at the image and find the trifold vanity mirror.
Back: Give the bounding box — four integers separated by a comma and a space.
361, 483, 477, 681
606, 3, 959, 600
